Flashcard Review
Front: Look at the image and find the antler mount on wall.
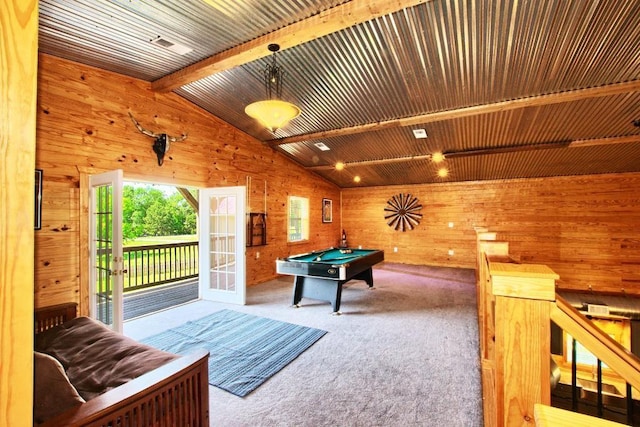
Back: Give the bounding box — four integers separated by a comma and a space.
128, 112, 188, 166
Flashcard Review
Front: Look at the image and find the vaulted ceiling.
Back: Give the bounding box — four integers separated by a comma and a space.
39, 0, 640, 188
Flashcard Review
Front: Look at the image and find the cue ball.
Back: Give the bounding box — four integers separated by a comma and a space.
315, 256, 322, 261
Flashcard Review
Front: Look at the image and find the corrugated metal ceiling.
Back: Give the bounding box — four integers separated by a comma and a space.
38, 0, 640, 188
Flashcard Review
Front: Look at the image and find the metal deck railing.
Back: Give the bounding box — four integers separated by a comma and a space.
96, 242, 200, 323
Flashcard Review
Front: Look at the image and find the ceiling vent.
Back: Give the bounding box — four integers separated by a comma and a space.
314, 142, 330, 151
150, 36, 193, 55
586, 303, 609, 316
412, 129, 428, 139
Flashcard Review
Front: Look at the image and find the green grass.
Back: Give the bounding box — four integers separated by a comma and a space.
124, 235, 197, 247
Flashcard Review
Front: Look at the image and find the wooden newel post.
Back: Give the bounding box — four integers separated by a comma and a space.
490, 262, 559, 427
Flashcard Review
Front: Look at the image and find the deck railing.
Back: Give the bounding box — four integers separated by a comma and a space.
123, 241, 199, 292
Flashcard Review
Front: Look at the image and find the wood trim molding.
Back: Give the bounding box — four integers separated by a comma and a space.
79, 172, 90, 317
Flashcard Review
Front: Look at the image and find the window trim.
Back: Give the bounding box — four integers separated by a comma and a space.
288, 195, 309, 243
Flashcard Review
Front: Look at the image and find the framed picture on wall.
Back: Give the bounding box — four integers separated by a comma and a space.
35, 169, 42, 230
322, 198, 333, 223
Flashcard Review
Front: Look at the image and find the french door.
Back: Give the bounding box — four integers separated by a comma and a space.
198, 186, 246, 304
89, 170, 124, 332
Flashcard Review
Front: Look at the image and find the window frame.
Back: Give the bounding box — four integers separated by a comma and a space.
287, 195, 309, 243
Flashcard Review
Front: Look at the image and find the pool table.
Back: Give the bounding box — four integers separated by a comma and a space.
276, 247, 385, 313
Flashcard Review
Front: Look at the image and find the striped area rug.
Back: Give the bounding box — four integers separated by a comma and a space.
141, 309, 327, 397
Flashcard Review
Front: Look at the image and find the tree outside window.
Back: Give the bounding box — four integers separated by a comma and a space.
288, 196, 309, 242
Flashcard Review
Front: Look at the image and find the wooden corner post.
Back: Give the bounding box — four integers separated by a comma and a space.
490, 262, 558, 427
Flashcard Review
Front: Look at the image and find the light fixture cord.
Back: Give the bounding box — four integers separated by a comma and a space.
264, 51, 284, 100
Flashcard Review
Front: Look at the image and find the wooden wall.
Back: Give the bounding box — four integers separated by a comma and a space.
35, 54, 341, 311
341, 173, 640, 294
35, 53, 640, 310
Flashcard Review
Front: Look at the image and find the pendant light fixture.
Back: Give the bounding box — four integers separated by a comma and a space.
245, 44, 301, 132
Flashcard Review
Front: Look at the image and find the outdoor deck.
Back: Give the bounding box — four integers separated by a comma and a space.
123, 278, 198, 320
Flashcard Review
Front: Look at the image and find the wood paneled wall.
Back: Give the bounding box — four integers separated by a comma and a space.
35, 54, 341, 311
341, 173, 640, 294
35, 54, 640, 309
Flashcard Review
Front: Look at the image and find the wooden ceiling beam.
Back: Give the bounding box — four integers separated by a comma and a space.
271, 80, 640, 146
152, 0, 430, 93
307, 154, 433, 170
176, 187, 198, 212
569, 135, 640, 148
305, 135, 640, 170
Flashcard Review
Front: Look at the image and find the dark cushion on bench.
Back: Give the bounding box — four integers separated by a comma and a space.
33, 351, 85, 423
35, 316, 178, 401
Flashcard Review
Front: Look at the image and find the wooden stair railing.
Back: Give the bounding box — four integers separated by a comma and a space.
490, 259, 558, 426
534, 404, 628, 426
475, 228, 513, 427
550, 295, 640, 393
475, 227, 640, 427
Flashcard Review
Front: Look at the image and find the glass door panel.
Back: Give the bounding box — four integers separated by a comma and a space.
89, 170, 123, 331
199, 187, 245, 304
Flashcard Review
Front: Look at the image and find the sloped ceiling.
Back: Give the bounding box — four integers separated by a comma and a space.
39, 0, 640, 188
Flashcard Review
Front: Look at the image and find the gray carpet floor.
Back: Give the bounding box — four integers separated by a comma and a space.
124, 263, 483, 426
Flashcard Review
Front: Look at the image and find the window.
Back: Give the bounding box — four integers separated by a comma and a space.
288, 196, 309, 242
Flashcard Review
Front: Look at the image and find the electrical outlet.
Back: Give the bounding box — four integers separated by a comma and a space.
448, 249, 454, 256
256, 252, 260, 259
393, 247, 398, 253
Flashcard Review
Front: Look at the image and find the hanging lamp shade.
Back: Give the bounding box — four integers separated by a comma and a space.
245, 99, 301, 132
245, 44, 301, 132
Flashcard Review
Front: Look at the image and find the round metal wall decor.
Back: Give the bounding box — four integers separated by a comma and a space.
384, 193, 422, 231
